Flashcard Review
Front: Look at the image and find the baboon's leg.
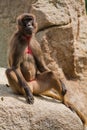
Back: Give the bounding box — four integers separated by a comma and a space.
41, 90, 62, 101
5, 68, 26, 95
30, 71, 66, 102
43, 71, 67, 102
5, 68, 34, 96
6, 69, 66, 103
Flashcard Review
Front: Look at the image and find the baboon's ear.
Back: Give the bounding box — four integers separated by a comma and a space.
16, 15, 23, 26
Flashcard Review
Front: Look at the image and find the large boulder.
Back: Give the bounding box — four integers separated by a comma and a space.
31, 0, 86, 79
0, 68, 83, 130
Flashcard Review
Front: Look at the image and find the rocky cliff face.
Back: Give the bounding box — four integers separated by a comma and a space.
31, 0, 86, 79
0, 0, 87, 128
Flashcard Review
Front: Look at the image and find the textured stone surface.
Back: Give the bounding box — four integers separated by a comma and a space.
74, 16, 87, 80
0, 68, 83, 130
36, 24, 75, 78
31, 0, 70, 30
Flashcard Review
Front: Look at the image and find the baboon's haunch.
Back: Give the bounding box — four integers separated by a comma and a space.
5, 13, 87, 129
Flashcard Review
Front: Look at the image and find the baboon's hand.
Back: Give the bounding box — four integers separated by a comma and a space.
24, 87, 34, 104
26, 94, 34, 104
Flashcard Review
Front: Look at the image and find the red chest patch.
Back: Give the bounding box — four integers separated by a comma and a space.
23, 35, 33, 55
25, 46, 33, 55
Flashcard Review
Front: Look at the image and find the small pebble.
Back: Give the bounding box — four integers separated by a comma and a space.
1, 97, 4, 101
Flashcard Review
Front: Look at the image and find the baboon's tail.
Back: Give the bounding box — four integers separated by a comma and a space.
65, 100, 87, 130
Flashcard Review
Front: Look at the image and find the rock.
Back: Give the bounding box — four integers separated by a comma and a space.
31, 0, 86, 79
74, 16, 87, 81
0, 68, 83, 130
36, 24, 75, 79
31, 0, 70, 30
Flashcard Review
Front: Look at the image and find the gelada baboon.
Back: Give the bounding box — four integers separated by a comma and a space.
5, 13, 87, 129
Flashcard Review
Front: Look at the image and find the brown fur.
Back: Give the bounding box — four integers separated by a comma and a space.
5, 13, 87, 129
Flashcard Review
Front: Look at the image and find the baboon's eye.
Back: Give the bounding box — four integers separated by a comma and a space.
22, 17, 33, 27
